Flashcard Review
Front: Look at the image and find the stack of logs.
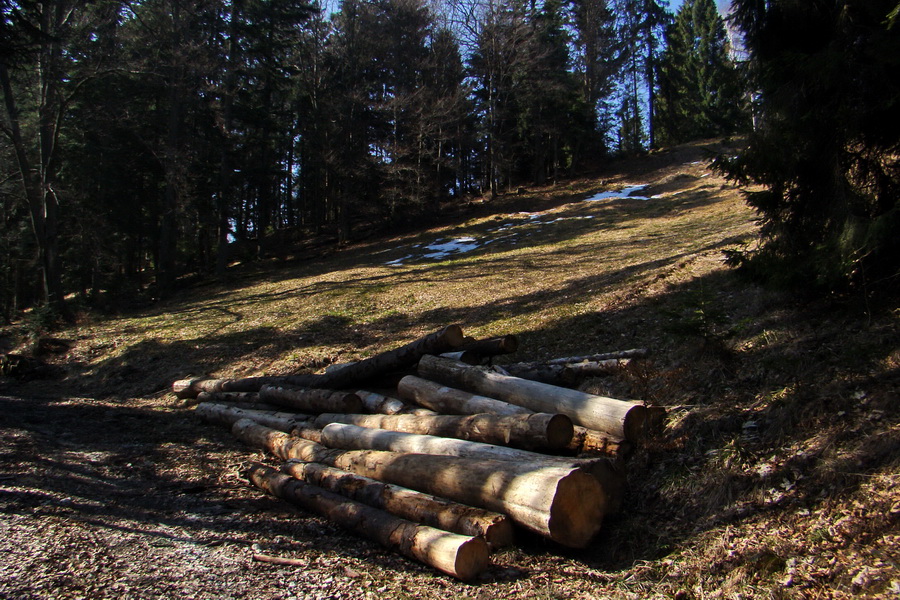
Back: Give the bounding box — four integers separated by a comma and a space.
173, 325, 661, 581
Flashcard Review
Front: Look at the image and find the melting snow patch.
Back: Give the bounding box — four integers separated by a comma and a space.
584, 185, 650, 202
422, 237, 481, 259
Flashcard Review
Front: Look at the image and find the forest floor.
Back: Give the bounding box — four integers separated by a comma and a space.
1, 140, 898, 599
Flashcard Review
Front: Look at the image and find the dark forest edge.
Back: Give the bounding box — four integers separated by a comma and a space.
1, 0, 898, 327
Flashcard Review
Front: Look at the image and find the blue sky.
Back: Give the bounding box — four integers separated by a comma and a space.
668, 0, 731, 14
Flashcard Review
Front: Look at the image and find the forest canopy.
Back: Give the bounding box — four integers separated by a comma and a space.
4, 0, 896, 323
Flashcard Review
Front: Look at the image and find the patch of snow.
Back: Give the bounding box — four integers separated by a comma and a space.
584, 185, 650, 202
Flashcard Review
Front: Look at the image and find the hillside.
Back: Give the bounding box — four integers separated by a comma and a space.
1, 141, 897, 599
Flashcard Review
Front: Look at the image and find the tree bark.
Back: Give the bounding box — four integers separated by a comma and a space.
280, 460, 513, 548
313, 412, 573, 451
259, 385, 362, 414
418, 356, 648, 442
245, 462, 490, 580
397, 375, 532, 417
233, 419, 605, 547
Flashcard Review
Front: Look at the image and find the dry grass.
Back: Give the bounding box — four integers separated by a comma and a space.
2, 139, 898, 599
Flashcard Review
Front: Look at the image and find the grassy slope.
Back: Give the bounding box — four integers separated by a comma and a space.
3, 140, 899, 598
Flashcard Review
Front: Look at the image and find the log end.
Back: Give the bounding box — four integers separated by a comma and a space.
412, 528, 490, 581
482, 518, 515, 550
547, 469, 606, 548
442, 324, 466, 349
172, 378, 201, 399
499, 334, 519, 353
339, 393, 364, 414
622, 404, 649, 442
544, 414, 575, 450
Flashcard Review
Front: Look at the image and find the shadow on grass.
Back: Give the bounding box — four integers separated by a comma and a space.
497, 270, 899, 571
0, 395, 365, 557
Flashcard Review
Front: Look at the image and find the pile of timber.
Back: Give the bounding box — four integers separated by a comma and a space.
173, 324, 661, 581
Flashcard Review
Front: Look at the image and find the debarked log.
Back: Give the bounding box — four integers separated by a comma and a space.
313, 411, 573, 451
418, 355, 647, 442
195, 402, 313, 432
232, 419, 605, 547
397, 375, 532, 417
245, 462, 490, 580
319, 422, 623, 513
280, 460, 513, 548
259, 385, 363, 414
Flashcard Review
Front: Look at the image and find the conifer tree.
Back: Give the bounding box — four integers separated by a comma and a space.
720, 0, 900, 293
656, 0, 745, 145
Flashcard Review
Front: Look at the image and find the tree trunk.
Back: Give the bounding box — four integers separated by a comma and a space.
245, 463, 490, 580
259, 385, 362, 414
319, 422, 622, 513
417, 355, 648, 442
313, 411, 573, 451
397, 375, 532, 417
280, 460, 513, 548
232, 419, 605, 547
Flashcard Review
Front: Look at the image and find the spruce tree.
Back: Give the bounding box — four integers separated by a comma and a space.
720, 0, 900, 294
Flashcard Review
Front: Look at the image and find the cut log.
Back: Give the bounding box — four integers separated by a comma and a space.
544, 348, 649, 365
319, 422, 622, 513
499, 359, 630, 385
313, 325, 466, 389
397, 375, 532, 417
205, 401, 286, 413
173, 374, 321, 399
313, 412, 573, 451
233, 419, 605, 547
418, 355, 647, 442
259, 385, 363, 414
197, 391, 261, 403
195, 402, 312, 432
280, 460, 513, 547
356, 390, 436, 416
245, 462, 490, 580
173, 326, 467, 398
